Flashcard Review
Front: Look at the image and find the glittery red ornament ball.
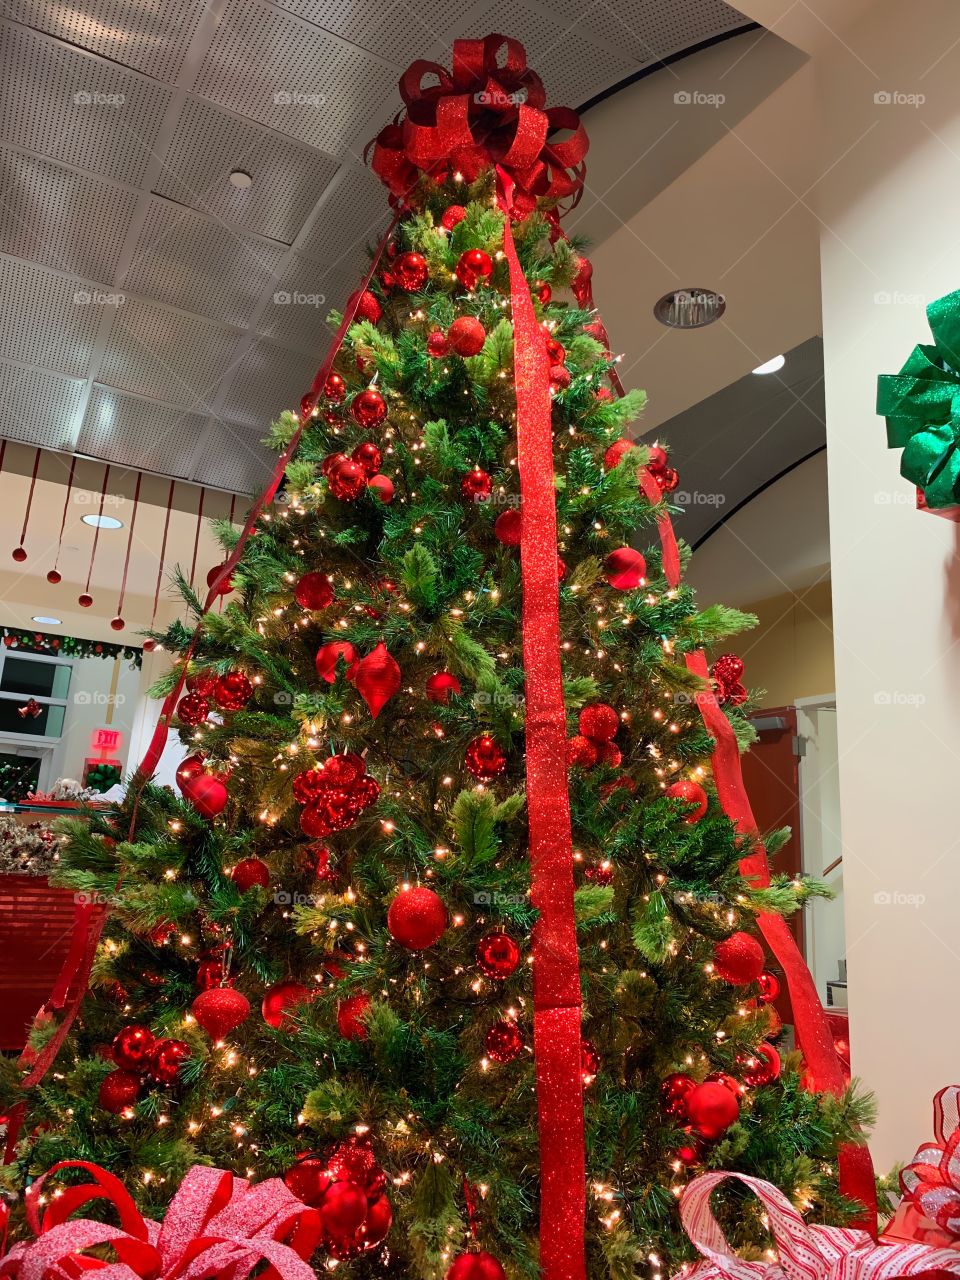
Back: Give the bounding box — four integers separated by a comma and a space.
646, 444, 668, 473
713, 932, 765, 985
427, 329, 450, 358
329, 458, 367, 501
656, 466, 680, 493
659, 1071, 696, 1119
461, 468, 492, 502
741, 1042, 781, 1087
387, 885, 447, 950
603, 439, 636, 471
464, 734, 506, 781
456, 248, 493, 289
448, 316, 486, 356
11, 547, 26, 563
713, 653, 745, 687
112, 1024, 155, 1070
351, 388, 387, 429
447, 1253, 507, 1280
327, 1134, 385, 1197
182, 774, 228, 820
315, 641, 357, 684
757, 971, 780, 1003
206, 562, 233, 596
604, 547, 647, 590
176, 693, 209, 727
368, 474, 394, 504
566, 735, 598, 768
686, 1080, 740, 1139
284, 1157, 331, 1207
584, 859, 614, 885
426, 671, 461, 704
149, 1038, 192, 1085
475, 930, 520, 979
441, 205, 467, 230
347, 288, 382, 325
581, 1037, 601, 1082
196, 954, 231, 990
351, 441, 382, 476
338, 992, 371, 1040
231, 857, 270, 892
665, 779, 708, 823
596, 741, 622, 767
485, 1019, 524, 1063
349, 642, 401, 719
175, 752, 206, 791
78, 593, 93, 607
99, 1069, 142, 1114
213, 670, 254, 711
394, 251, 429, 291
579, 702, 619, 741
192, 987, 250, 1039
494, 508, 522, 544
295, 571, 334, 610
300, 804, 332, 838
262, 980, 311, 1031
549, 364, 571, 391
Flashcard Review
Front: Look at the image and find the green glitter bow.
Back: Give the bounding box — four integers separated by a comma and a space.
877, 289, 960, 509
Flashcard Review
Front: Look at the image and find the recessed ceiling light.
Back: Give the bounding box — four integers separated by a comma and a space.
32, 616, 62, 626
229, 169, 253, 189
752, 354, 785, 374
82, 514, 123, 529
654, 288, 725, 329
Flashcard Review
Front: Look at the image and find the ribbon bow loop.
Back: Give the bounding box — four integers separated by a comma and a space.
900, 1086, 960, 1238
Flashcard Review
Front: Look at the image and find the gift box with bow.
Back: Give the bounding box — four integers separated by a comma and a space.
883, 1086, 960, 1250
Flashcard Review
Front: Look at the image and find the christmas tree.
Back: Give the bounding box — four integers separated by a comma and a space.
1, 35, 873, 1280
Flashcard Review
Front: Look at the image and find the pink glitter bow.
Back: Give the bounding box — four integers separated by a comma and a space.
0, 1161, 323, 1280
899, 1086, 960, 1240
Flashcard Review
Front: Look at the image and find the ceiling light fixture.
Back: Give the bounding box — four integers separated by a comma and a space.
82, 514, 123, 530
32, 616, 62, 626
229, 170, 253, 189
654, 288, 725, 329
752, 354, 785, 375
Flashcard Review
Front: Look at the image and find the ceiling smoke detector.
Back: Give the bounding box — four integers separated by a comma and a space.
654, 288, 726, 329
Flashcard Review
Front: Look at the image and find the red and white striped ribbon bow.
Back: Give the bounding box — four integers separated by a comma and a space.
676, 1171, 960, 1280
900, 1086, 960, 1238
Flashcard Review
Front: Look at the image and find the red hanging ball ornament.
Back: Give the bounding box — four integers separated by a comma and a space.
545, 337, 565, 365
78, 593, 93, 607
206, 563, 233, 596
427, 329, 450, 358
464, 734, 506, 781
213, 671, 253, 711
262, 980, 311, 1031
285, 1157, 331, 1207
757, 971, 780, 1003
182, 773, 228, 820
578, 703, 619, 741
604, 547, 647, 590
175, 753, 206, 792
646, 443, 668, 473
535, 280, 552, 304
326, 1134, 385, 1197
186, 670, 218, 697
349, 642, 401, 719
713, 932, 765, 985
494, 508, 522, 545
361, 1194, 392, 1249
584, 859, 614, 885
351, 388, 387, 429
98, 1069, 141, 1115
292, 768, 329, 804
705, 1071, 746, 1097
112, 1024, 155, 1070
352, 442, 382, 476
387, 886, 447, 950
394, 251, 428, 291
192, 987, 250, 1040
595, 741, 621, 767
322, 452, 349, 477
196, 954, 232, 990
475, 930, 520, 979
441, 205, 467, 230
665, 779, 708, 823
581, 1037, 601, 1082
549, 365, 571, 391
149, 1038, 192, 1085
712, 652, 745, 692
315, 640, 356, 684
448, 316, 486, 356
566, 735, 598, 768
300, 804, 332, 838
295, 571, 334, 610
685, 1080, 740, 1140
656, 466, 680, 493
12, 547, 26, 563
321, 1181, 369, 1242
741, 1043, 781, 1087
338, 992, 371, 1040
110, 616, 126, 631
368, 474, 394, 504
347, 289, 382, 325
659, 1071, 696, 1119
603, 439, 636, 471
426, 671, 461, 703
461, 468, 492, 502
456, 248, 493, 289
176, 693, 209, 726
379, 270, 395, 291
46, 568, 62, 584
231, 857, 270, 892
447, 1254, 506, 1280
328, 458, 367, 501
676, 1138, 703, 1166
485, 1019, 524, 1063
324, 372, 347, 403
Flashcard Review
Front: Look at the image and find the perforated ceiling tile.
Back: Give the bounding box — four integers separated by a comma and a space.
0, 362, 84, 450
259, 257, 356, 351
79, 386, 211, 476
123, 199, 287, 327
297, 163, 392, 269
0, 149, 139, 281
267, 0, 465, 67
98, 299, 241, 408
0, 24, 172, 185
0, 258, 103, 377
218, 337, 315, 429
5, 0, 207, 80
155, 97, 340, 244
192, 417, 276, 493
194, 0, 394, 156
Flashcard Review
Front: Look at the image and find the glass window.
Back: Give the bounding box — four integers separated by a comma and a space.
0, 657, 71, 700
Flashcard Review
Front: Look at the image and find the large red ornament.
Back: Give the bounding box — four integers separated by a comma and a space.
176, 694, 209, 727
352, 442, 382, 476
604, 547, 647, 590
368, 474, 394, 504
464, 735, 506, 781
347, 288, 382, 324
320, 1181, 369, 1241
456, 248, 493, 289
337, 993, 371, 1040
149, 1038, 192, 1085
191, 987, 251, 1040
578, 703, 619, 741
182, 773, 228, 819
284, 1157, 331, 1207
349, 642, 401, 719
324, 372, 347, 402
660, 1071, 696, 1119
361, 1194, 392, 1249
440, 204, 466, 230
315, 640, 357, 683
351, 388, 387, 429
387, 886, 447, 950
322, 452, 349, 477
475, 930, 521, 979
426, 671, 461, 704
485, 1019, 524, 1063
685, 1080, 740, 1139
603, 439, 636, 471
757, 971, 780, 1003
713, 932, 765, 985
98, 1069, 141, 1115
175, 753, 206, 791
295, 571, 334, 610
665, 779, 708, 823
741, 1042, 781, 1087
206, 563, 233, 596
112, 1024, 155, 1070
328, 458, 367, 501
494, 508, 522, 545
448, 316, 486, 356
262, 981, 311, 1030
231, 857, 270, 892
213, 671, 253, 711
394, 251, 428, 291
566, 735, 598, 768
646, 443, 668, 473
581, 1038, 601, 1082
447, 1253, 507, 1280
461, 468, 492, 502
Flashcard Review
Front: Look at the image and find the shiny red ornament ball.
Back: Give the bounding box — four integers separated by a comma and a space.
579, 702, 619, 741
352, 441, 382, 476
456, 248, 493, 289
347, 289, 382, 325
475, 930, 520, 979
604, 547, 647, 590
665, 779, 708, 823
322, 452, 349, 477
368, 474, 394, 504
494, 508, 522, 545
112, 1024, 155, 1070
262, 980, 311, 1031
324, 372, 347, 403
149, 1038, 192, 1085
566, 735, 598, 768
206, 562, 233, 596
361, 1194, 392, 1248
387, 886, 447, 950
464, 734, 506, 781
186, 670, 218, 697
535, 280, 552, 303
192, 987, 250, 1039
351, 388, 387, 429
99, 1069, 142, 1114
394, 251, 428, 291
584, 859, 614, 885
660, 1071, 696, 1119
603, 439, 636, 471
349, 642, 401, 719
448, 316, 486, 356
713, 932, 765, 985
110, 616, 125, 631
441, 205, 467, 230
46, 569, 62, 584
656, 466, 680, 493
685, 1080, 740, 1139
176, 694, 209, 727
285, 1157, 331, 1207
705, 1071, 745, 1098
213, 670, 254, 711
461, 468, 492, 502
78, 593, 93, 607
295, 571, 334, 610
338, 992, 371, 1040
646, 443, 668, 473
182, 774, 228, 819
11, 547, 26, 563
231, 857, 270, 892
426, 671, 461, 704
742, 1042, 781, 1087
757, 971, 780, 1003
545, 337, 565, 365
321, 1181, 369, 1241
329, 458, 367, 501
175, 753, 206, 791
446, 1253, 507, 1280
327, 1134, 385, 1197
485, 1019, 524, 1063
427, 329, 449, 357
581, 1037, 601, 1082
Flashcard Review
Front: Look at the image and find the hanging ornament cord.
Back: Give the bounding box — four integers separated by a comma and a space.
188, 486, 205, 591
113, 471, 143, 624
219, 495, 237, 613
81, 464, 111, 601
50, 455, 78, 580
14, 448, 42, 559
147, 480, 176, 634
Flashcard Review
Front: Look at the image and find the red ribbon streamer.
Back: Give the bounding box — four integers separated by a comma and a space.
114, 471, 142, 622
148, 480, 176, 631
189, 486, 206, 591
82, 463, 111, 600
15, 448, 41, 556
51, 454, 78, 578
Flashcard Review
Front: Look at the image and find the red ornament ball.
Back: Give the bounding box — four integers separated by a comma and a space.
329, 458, 367, 501
584, 859, 614, 885
149, 1038, 191, 1086
231, 857, 270, 892
595, 741, 621, 768
461, 468, 492, 502
321, 1181, 369, 1241
352, 441, 382, 476
206, 562, 233, 596
448, 316, 486, 357
315, 640, 356, 684
713, 653, 745, 686
686, 1080, 740, 1140
742, 1043, 781, 1087
426, 671, 461, 704
447, 1253, 507, 1280
387, 885, 447, 950
326, 1134, 385, 1197
361, 1193, 392, 1249
441, 205, 467, 230
494, 508, 522, 545
110, 616, 125, 631
549, 364, 570, 391
78, 593, 93, 607
183, 774, 228, 819
656, 466, 680, 493
11, 546, 26, 563
295, 571, 334, 610
603, 439, 636, 472
705, 1071, 745, 1098
99, 1069, 141, 1115
646, 443, 668, 473
713, 932, 765, 986
660, 1071, 696, 1119
394, 251, 428, 291
176, 694, 209, 727
338, 992, 371, 1040
427, 329, 450, 358
351, 388, 387, 429
347, 289, 382, 325
112, 1024, 155, 1070
213, 671, 253, 711
175, 752, 206, 791
535, 280, 552, 303
262, 980, 311, 1031
566, 735, 598, 768
545, 337, 565, 365
46, 569, 62, 584
192, 987, 250, 1040
285, 1157, 331, 1207
367, 474, 394, 504
485, 1019, 524, 1063
322, 452, 348, 477
581, 1037, 601, 1082
475, 930, 521, 979
464, 734, 506, 781
196, 954, 231, 990
456, 248, 493, 289
604, 547, 647, 590
757, 971, 780, 1004
578, 702, 619, 741
665, 779, 708, 823
186, 670, 218, 697
324, 372, 347, 403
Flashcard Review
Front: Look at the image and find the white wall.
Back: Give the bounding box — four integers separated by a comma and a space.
817, 0, 960, 1167
52, 653, 142, 784
797, 702, 846, 1001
